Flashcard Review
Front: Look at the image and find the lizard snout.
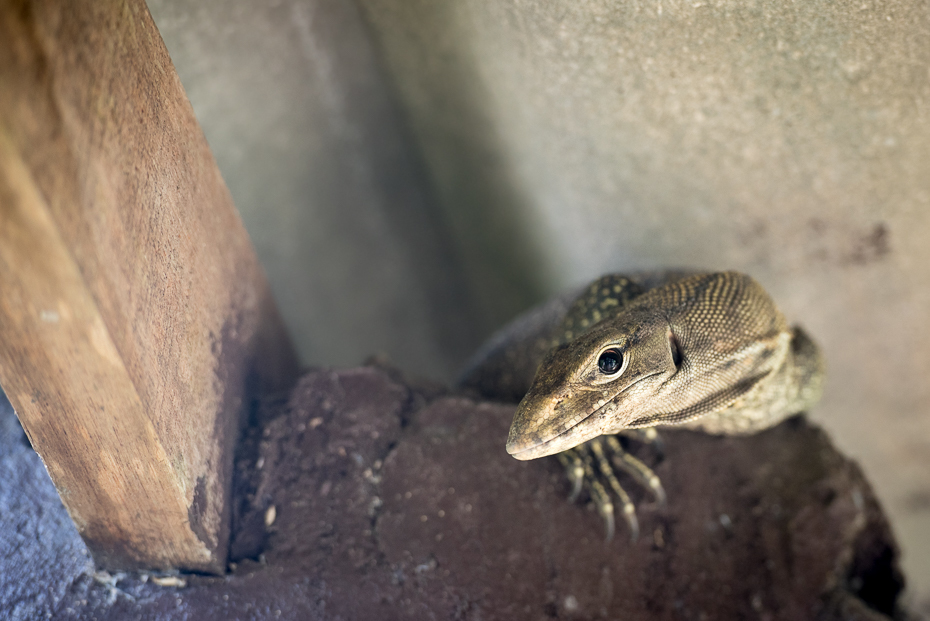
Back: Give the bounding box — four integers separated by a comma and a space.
506, 389, 604, 460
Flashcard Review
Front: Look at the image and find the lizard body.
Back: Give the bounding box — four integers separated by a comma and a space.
461, 269, 824, 461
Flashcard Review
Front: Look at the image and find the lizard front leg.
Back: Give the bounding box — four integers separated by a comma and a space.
557, 432, 666, 541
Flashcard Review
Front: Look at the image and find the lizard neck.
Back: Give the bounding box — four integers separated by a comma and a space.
683, 326, 825, 435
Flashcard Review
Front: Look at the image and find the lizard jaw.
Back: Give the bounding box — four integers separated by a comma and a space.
506, 423, 603, 460
506, 395, 611, 460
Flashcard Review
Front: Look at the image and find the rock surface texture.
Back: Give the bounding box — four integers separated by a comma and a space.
0, 369, 908, 619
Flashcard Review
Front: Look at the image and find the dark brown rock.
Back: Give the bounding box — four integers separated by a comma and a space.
1, 368, 907, 619
373, 390, 902, 620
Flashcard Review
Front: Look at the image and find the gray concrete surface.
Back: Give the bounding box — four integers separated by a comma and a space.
147, 0, 930, 607
0, 393, 93, 619
146, 0, 484, 381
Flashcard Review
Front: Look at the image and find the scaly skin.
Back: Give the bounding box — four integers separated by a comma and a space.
504, 271, 825, 460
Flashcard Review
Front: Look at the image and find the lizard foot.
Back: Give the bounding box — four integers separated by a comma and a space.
555, 431, 665, 542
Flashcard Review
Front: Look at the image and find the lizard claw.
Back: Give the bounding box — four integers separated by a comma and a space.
557, 451, 585, 502
622, 502, 639, 543
555, 430, 662, 541
597, 491, 616, 543
582, 466, 617, 542
606, 435, 667, 507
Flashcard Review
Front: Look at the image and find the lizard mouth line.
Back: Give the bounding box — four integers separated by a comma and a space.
508, 371, 662, 460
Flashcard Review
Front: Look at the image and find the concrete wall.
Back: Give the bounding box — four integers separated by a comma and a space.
149, 0, 930, 606
146, 0, 484, 381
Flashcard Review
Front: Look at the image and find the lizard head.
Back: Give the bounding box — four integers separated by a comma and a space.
505, 272, 793, 461
505, 307, 680, 460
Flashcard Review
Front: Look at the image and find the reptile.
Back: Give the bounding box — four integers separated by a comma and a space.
458, 271, 825, 540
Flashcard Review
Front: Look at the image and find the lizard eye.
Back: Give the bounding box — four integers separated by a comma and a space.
597, 349, 623, 375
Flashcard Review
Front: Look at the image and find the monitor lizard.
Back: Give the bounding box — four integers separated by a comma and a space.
458, 271, 825, 540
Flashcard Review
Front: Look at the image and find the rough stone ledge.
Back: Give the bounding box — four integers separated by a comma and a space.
0, 367, 911, 619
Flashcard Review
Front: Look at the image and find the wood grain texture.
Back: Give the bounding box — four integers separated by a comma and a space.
0, 0, 298, 572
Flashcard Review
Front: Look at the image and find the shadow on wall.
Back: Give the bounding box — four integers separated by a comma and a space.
148, 0, 548, 383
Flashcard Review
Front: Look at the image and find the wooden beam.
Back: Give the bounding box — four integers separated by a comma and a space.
0, 0, 298, 573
